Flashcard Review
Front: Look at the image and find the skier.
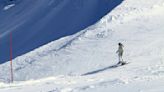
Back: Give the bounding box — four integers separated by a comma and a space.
116, 42, 126, 65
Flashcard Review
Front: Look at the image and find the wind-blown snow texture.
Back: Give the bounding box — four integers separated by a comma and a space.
1, 0, 164, 92
0, 0, 123, 63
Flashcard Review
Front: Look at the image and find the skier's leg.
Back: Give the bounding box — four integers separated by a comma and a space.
119, 56, 121, 61
121, 56, 124, 65
121, 56, 123, 62
118, 56, 121, 64
121, 55, 127, 65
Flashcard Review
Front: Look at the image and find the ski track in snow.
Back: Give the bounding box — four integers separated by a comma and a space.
1, 0, 164, 92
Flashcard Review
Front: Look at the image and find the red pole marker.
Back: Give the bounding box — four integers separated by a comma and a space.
10, 32, 13, 83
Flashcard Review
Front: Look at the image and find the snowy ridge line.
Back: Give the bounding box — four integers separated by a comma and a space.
0, 30, 86, 66
70, 0, 164, 42
98, 0, 164, 27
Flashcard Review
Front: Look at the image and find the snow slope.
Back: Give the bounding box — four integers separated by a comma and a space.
1, 0, 164, 92
0, 0, 123, 63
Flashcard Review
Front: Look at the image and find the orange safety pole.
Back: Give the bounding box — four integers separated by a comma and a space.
10, 32, 13, 83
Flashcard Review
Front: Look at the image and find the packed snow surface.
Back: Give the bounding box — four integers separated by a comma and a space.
1, 0, 164, 92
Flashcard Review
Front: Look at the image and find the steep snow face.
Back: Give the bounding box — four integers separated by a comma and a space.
0, 0, 123, 63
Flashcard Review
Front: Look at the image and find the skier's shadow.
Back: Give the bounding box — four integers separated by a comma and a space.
82, 64, 119, 76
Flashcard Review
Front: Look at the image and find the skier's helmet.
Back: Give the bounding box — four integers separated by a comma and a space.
118, 43, 122, 46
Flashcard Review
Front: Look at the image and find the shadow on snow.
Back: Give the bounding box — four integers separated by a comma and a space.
82, 64, 120, 76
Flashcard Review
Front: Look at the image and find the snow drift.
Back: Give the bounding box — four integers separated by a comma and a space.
0, 0, 123, 63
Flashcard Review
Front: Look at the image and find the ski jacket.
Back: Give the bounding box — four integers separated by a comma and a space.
116, 45, 123, 56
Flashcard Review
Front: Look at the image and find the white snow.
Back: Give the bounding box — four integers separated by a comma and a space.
1, 0, 164, 92
3, 4, 15, 10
